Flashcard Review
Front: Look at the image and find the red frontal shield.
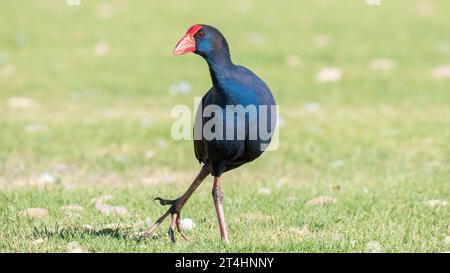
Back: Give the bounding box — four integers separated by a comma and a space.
173, 25, 202, 55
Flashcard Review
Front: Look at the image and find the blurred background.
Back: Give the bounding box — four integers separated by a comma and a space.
0, 0, 449, 252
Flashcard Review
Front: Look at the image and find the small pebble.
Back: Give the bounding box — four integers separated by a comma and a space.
316, 67, 342, 83
257, 188, 272, 195
313, 34, 330, 48
365, 241, 382, 253
285, 55, 300, 67
38, 173, 56, 185
7, 97, 36, 109
94, 41, 110, 57
444, 236, 450, 245
67, 241, 88, 253
432, 65, 450, 79
306, 196, 336, 206
425, 200, 448, 207
91, 195, 113, 204
95, 203, 129, 216
60, 205, 84, 212
366, 0, 381, 6
20, 208, 49, 219
144, 150, 156, 159
81, 224, 95, 232
180, 218, 195, 231
32, 238, 46, 245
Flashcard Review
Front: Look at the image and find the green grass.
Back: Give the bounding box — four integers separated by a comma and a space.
0, 0, 449, 252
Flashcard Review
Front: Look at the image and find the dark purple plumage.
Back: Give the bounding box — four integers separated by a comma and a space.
192, 25, 277, 177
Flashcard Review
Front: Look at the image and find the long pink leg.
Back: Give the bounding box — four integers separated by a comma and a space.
212, 176, 229, 243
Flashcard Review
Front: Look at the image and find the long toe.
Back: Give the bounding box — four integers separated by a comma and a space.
176, 214, 189, 241
154, 197, 177, 206
136, 197, 186, 243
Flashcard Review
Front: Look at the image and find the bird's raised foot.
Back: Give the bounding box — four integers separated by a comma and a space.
135, 196, 188, 243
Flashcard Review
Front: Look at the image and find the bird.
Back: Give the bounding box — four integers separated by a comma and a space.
138, 24, 277, 243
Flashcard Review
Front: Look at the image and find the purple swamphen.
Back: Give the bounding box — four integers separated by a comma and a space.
139, 25, 277, 243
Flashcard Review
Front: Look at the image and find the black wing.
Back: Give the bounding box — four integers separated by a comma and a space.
193, 87, 214, 164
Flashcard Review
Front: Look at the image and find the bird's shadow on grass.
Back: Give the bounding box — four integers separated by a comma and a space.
32, 224, 160, 242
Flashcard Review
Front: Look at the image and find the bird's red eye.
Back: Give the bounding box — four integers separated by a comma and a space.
197, 31, 205, 38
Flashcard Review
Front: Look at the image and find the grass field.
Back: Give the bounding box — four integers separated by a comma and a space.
0, 0, 449, 253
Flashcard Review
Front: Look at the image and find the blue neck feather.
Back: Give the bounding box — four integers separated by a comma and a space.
205, 51, 234, 90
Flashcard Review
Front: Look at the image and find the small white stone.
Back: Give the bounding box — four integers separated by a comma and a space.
257, 188, 272, 195
444, 236, 450, 245
67, 241, 88, 253
144, 150, 156, 159
7, 97, 36, 109
316, 67, 342, 83
417, 1, 434, 17
38, 173, 56, 185
95, 203, 129, 216
425, 200, 448, 207
306, 196, 336, 206
60, 205, 84, 212
66, 0, 81, 6
180, 218, 195, 231
365, 241, 382, 253
366, 0, 381, 6
285, 55, 300, 67
432, 65, 450, 79
81, 224, 95, 232
94, 41, 110, 56
20, 208, 49, 219
32, 238, 46, 245
314, 34, 330, 48
91, 195, 113, 204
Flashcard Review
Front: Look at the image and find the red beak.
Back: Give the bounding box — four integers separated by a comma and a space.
173, 25, 202, 56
